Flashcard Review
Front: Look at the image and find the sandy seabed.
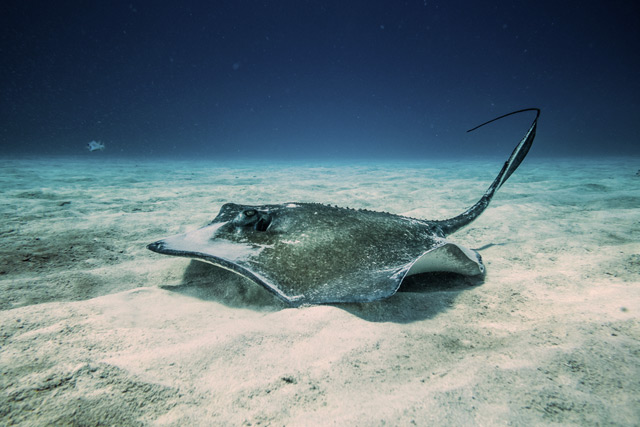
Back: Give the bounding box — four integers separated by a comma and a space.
1, 156, 638, 426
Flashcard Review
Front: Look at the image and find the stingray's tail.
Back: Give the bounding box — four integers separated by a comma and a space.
436, 108, 540, 236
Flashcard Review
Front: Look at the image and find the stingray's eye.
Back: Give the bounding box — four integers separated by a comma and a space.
232, 209, 271, 231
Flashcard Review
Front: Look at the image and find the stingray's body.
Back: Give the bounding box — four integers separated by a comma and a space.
148, 109, 540, 306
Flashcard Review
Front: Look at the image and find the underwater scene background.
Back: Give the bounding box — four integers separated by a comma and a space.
1, 1, 639, 425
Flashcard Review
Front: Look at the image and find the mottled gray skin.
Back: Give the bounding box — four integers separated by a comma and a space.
149, 203, 455, 304
148, 109, 540, 306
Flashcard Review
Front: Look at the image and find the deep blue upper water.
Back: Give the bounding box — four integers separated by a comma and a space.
1, 1, 639, 159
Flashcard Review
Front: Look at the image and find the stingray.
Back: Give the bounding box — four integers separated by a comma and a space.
148, 108, 540, 306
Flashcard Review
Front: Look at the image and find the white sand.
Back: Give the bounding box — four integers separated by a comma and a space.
1, 156, 639, 425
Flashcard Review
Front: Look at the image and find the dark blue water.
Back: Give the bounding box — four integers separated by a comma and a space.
1, 1, 639, 159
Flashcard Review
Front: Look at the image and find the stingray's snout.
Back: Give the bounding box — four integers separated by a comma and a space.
147, 240, 165, 253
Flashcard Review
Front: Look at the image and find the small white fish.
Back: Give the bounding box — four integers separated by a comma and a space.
87, 140, 105, 152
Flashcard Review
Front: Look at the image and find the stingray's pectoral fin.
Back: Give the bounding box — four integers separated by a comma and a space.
406, 242, 485, 277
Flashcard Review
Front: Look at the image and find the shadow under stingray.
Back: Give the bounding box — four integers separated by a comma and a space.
336, 272, 484, 323
160, 260, 289, 311
161, 260, 485, 323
